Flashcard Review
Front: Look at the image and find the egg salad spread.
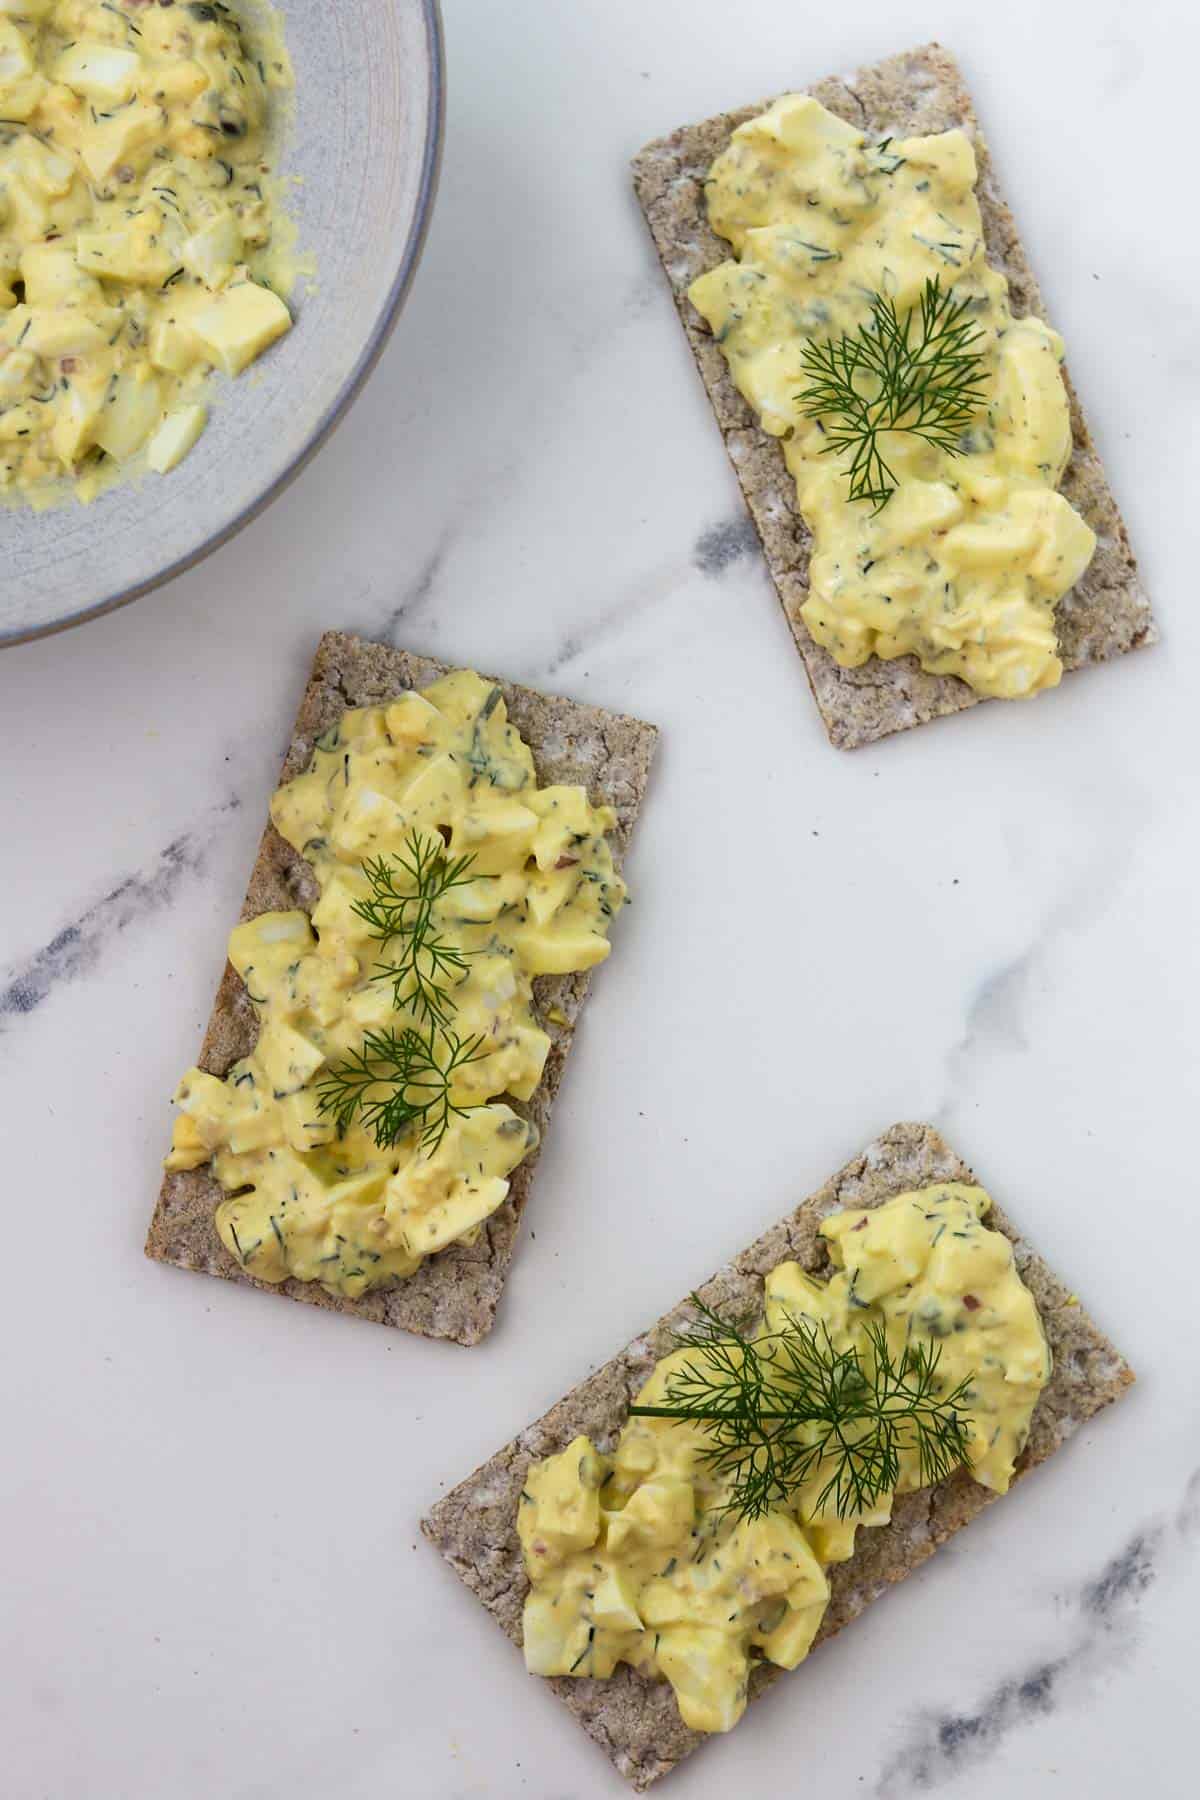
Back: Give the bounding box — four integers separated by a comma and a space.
0, 0, 295, 502
689, 95, 1096, 699
518, 1184, 1050, 1733
165, 672, 629, 1299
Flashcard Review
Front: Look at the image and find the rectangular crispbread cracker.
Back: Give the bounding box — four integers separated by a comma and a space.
145, 631, 658, 1346
422, 1121, 1133, 1787
632, 43, 1157, 749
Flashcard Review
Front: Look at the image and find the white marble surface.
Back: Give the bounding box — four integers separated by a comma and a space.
2, 1, 1197, 1795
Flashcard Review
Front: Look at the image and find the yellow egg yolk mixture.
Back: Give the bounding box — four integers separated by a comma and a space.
0, 0, 295, 501
519, 1184, 1050, 1733
165, 672, 629, 1298
689, 95, 1096, 699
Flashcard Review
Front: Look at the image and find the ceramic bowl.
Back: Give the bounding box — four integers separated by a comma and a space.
1, 0, 444, 646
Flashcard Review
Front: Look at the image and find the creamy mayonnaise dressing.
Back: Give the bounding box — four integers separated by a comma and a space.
690, 95, 1096, 699
0, 0, 295, 502
165, 672, 628, 1298
519, 1184, 1050, 1733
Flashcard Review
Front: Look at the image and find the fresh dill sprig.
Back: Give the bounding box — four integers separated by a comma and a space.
353, 832, 479, 1028
628, 1296, 973, 1524
313, 1025, 487, 1153
797, 275, 988, 512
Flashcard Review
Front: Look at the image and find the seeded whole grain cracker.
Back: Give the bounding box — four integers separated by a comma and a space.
422, 1121, 1133, 1787
145, 631, 658, 1346
632, 42, 1157, 749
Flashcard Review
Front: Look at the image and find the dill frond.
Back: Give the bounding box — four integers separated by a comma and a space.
628, 1295, 973, 1524
797, 276, 989, 511
313, 1025, 488, 1154
353, 831, 479, 1028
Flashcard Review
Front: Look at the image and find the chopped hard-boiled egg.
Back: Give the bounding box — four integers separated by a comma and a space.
52, 42, 142, 106
165, 674, 629, 1300
190, 280, 291, 376
145, 404, 207, 475
519, 1184, 1050, 1734
0, 0, 297, 503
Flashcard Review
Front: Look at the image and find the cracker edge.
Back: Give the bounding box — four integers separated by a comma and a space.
144, 630, 659, 1347
631, 40, 1157, 749
421, 1120, 1134, 1788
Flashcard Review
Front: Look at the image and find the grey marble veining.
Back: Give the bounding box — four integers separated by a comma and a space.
691, 516, 761, 579
878, 1472, 1200, 1795
0, 797, 240, 1035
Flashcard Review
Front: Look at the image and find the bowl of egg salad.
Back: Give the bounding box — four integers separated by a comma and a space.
0, 0, 444, 644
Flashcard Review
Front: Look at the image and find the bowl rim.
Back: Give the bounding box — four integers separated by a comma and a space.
2, 0, 447, 651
